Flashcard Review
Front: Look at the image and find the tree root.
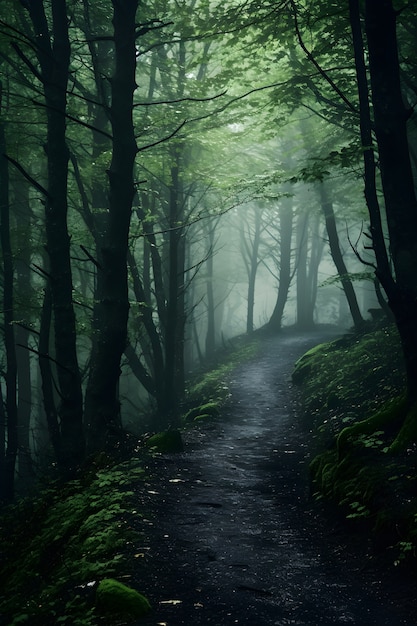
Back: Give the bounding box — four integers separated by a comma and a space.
336, 394, 407, 459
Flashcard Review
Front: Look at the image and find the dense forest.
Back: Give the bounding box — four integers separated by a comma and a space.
0, 1, 417, 619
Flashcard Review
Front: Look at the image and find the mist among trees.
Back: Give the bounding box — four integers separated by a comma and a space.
0, 0, 416, 504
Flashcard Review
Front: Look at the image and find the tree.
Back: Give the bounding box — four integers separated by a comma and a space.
0, 90, 18, 502
319, 182, 364, 330
356, 0, 417, 446
21, 0, 85, 474
239, 204, 263, 334
84, 0, 139, 452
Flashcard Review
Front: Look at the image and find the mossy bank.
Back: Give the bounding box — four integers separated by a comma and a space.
293, 323, 417, 568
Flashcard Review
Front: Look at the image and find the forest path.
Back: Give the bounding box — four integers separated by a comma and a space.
131, 330, 415, 626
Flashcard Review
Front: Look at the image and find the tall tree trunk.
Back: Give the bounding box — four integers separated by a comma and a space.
39, 282, 61, 459
246, 210, 261, 334
127, 248, 165, 404
25, 0, 84, 474
163, 158, 184, 425
348, 0, 393, 292
306, 212, 325, 321
205, 221, 216, 358
365, 0, 417, 413
0, 113, 18, 503
85, 0, 138, 452
268, 192, 294, 331
319, 183, 364, 329
14, 179, 33, 485
295, 210, 314, 329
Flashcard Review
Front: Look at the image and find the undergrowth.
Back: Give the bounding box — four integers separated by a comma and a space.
0, 457, 146, 625
184, 336, 260, 413
0, 333, 261, 625
294, 322, 417, 567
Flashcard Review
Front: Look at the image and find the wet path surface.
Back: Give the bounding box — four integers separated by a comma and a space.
132, 331, 416, 625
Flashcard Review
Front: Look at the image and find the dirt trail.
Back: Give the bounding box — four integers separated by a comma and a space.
132, 331, 416, 626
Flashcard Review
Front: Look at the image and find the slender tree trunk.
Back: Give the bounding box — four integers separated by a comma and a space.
127, 248, 165, 405
85, 0, 139, 452
25, 0, 84, 474
268, 193, 294, 331
319, 183, 364, 329
163, 158, 184, 424
39, 283, 61, 459
296, 210, 314, 329
0, 114, 17, 503
14, 179, 33, 484
307, 212, 325, 320
205, 222, 216, 358
246, 210, 261, 334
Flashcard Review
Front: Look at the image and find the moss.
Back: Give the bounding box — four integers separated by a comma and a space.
184, 402, 220, 422
292, 341, 336, 384
300, 324, 417, 565
145, 430, 184, 453
95, 578, 151, 618
337, 394, 407, 458
294, 324, 405, 438
186, 337, 260, 404
0, 459, 146, 625
389, 400, 417, 452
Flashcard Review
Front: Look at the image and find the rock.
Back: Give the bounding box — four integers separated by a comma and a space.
145, 430, 184, 453
95, 578, 151, 618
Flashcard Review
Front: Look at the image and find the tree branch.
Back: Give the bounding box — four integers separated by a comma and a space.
5, 155, 50, 197
290, 0, 357, 115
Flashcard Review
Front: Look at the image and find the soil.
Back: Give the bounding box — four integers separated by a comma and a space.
129, 330, 417, 626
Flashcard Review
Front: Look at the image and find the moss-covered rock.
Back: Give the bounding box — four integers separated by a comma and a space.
184, 402, 220, 422
96, 578, 151, 617
298, 323, 417, 566
292, 342, 333, 384
145, 430, 184, 453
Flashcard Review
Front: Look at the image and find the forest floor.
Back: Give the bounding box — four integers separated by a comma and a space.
128, 329, 417, 626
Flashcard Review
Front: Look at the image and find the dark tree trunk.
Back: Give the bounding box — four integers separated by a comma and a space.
127, 248, 165, 406
246, 210, 261, 334
14, 179, 34, 485
85, 0, 138, 452
205, 221, 216, 358
25, 0, 84, 474
0, 115, 18, 503
163, 159, 185, 425
319, 184, 364, 329
307, 213, 324, 320
348, 0, 393, 289
15, 326, 33, 485
39, 283, 61, 459
295, 210, 314, 329
365, 0, 417, 409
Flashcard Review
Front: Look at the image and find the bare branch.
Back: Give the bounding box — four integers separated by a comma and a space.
133, 90, 227, 107
290, 0, 357, 115
137, 119, 187, 151
5, 155, 50, 197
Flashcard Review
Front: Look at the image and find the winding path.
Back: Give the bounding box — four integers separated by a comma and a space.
132, 331, 416, 626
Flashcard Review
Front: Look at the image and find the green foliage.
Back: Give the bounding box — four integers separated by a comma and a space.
320, 270, 376, 288
0, 459, 146, 625
297, 324, 416, 566
186, 337, 260, 405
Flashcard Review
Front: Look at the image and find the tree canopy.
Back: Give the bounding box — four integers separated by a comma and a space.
0, 0, 416, 500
